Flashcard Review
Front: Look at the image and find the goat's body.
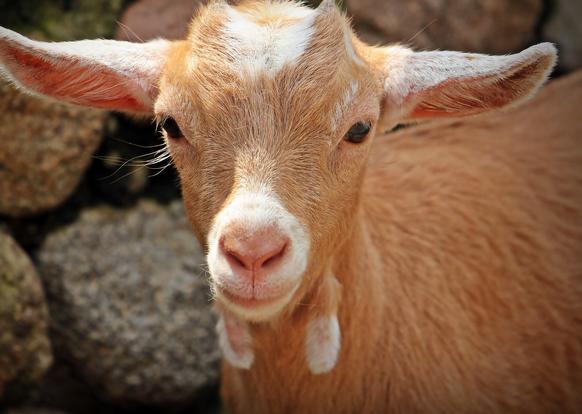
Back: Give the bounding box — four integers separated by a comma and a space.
222, 72, 582, 413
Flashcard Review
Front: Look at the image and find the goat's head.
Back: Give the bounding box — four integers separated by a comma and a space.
0, 0, 557, 321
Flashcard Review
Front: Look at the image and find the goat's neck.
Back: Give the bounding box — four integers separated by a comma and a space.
332, 207, 382, 298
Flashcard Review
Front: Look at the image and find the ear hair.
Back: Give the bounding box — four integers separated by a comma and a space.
0, 26, 172, 113
370, 42, 557, 127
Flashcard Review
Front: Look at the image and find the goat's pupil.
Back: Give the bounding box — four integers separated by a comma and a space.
161, 117, 184, 139
345, 121, 371, 143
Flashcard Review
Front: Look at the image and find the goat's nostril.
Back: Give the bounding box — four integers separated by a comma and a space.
261, 242, 287, 269
219, 228, 289, 274
226, 248, 249, 270
220, 237, 252, 271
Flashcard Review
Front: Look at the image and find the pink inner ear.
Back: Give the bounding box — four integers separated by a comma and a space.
4, 44, 147, 112
410, 82, 511, 118
408, 62, 541, 119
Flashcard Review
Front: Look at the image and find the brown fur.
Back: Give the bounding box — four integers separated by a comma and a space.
219, 71, 582, 414
150, 3, 582, 412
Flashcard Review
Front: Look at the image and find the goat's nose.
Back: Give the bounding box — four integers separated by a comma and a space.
220, 224, 289, 276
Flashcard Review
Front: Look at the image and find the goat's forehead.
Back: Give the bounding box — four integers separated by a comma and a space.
185, 1, 360, 81
158, 1, 377, 133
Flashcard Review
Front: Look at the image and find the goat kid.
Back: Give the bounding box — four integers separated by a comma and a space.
1, 0, 581, 412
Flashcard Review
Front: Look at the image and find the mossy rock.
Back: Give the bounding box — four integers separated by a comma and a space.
0, 230, 52, 397
0, 0, 130, 40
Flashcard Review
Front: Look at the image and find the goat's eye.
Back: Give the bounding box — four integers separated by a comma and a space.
160, 117, 184, 139
345, 121, 371, 144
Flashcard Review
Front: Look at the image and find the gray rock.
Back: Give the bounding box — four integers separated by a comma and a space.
544, 0, 582, 72
346, 0, 541, 54
0, 229, 52, 396
0, 81, 106, 217
37, 200, 220, 405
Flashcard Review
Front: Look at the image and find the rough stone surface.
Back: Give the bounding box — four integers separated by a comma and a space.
0, 0, 125, 41
0, 81, 106, 217
37, 200, 220, 405
544, 0, 582, 72
115, 0, 207, 42
0, 229, 52, 396
347, 0, 542, 54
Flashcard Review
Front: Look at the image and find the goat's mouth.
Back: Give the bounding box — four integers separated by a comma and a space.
214, 283, 299, 321
220, 288, 286, 307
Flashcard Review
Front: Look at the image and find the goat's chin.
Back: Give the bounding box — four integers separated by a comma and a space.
214, 283, 300, 322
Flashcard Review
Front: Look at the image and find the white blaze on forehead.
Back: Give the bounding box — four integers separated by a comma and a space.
221, 4, 317, 76
332, 80, 360, 131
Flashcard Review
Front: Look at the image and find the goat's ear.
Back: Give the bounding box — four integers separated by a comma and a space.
369, 43, 557, 127
0, 26, 173, 114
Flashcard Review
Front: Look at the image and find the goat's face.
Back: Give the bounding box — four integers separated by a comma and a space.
0, 0, 556, 322
155, 2, 381, 321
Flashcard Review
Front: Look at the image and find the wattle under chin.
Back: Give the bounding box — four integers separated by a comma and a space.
213, 282, 300, 322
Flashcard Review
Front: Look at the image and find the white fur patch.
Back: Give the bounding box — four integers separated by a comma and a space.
382, 43, 558, 111
0, 26, 169, 109
305, 314, 341, 374
332, 80, 359, 131
221, 4, 317, 76
217, 313, 254, 369
207, 186, 310, 321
